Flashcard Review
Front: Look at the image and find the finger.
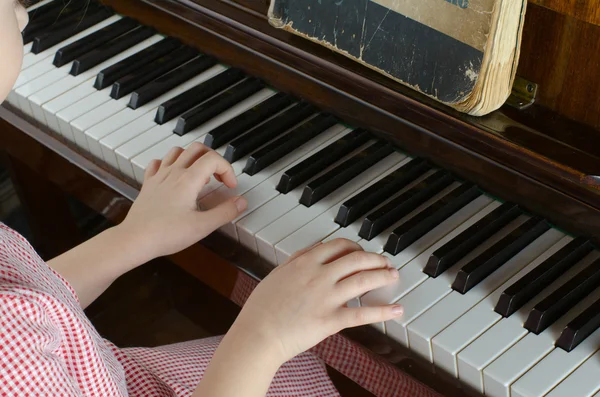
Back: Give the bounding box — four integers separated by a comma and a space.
144, 159, 161, 180
188, 151, 237, 188
302, 238, 363, 265
195, 196, 247, 234
326, 250, 391, 281
337, 305, 404, 330
287, 242, 323, 263
335, 268, 399, 302
175, 142, 213, 169
161, 146, 185, 168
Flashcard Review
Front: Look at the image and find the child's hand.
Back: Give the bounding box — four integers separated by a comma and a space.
119, 143, 248, 261
232, 239, 403, 365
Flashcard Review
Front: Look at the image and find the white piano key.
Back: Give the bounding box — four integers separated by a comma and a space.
361, 200, 500, 312
31, 35, 163, 128
16, 58, 63, 92
431, 236, 573, 377
384, 214, 529, 346
270, 168, 451, 264
347, 297, 361, 308
56, 90, 111, 141
20, 15, 122, 70
84, 69, 223, 159
118, 87, 272, 181
131, 88, 277, 183
15, 66, 72, 116
218, 185, 281, 240
256, 152, 404, 264
511, 324, 600, 397
42, 83, 97, 137
230, 125, 352, 252
25, 0, 54, 13
193, 109, 324, 199
100, 112, 158, 170
323, 223, 363, 243
274, 157, 417, 262
115, 119, 178, 178
386, 275, 451, 346
481, 261, 600, 397
71, 95, 132, 151
545, 349, 600, 397
407, 229, 563, 363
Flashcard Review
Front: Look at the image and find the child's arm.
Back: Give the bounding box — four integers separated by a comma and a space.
48, 143, 247, 308
194, 240, 403, 397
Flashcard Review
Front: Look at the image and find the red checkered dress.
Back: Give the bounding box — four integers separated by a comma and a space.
0, 223, 340, 397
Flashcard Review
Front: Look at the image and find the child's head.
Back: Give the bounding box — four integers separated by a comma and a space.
1, 0, 29, 102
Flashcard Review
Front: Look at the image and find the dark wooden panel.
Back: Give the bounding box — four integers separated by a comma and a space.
518, 4, 600, 129
1, 154, 81, 259
528, 0, 600, 26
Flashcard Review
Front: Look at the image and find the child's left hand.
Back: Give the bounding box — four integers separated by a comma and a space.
119, 143, 248, 262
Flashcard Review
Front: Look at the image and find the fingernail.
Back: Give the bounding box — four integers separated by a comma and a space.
385, 256, 393, 267
392, 305, 404, 315
234, 196, 247, 212
388, 268, 399, 279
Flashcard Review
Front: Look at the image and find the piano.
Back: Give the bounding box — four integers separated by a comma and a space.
2, 0, 600, 396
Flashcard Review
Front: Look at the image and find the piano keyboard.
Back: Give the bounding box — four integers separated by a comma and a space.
8, 1, 600, 396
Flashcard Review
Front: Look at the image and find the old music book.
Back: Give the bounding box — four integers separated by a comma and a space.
267, 0, 527, 116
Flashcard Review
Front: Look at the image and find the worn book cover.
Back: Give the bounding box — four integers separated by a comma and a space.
267, 0, 525, 115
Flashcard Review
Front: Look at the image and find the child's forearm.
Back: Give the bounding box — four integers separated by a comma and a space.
193, 324, 283, 397
48, 225, 149, 308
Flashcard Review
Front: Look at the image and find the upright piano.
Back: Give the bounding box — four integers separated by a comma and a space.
2, 1, 600, 396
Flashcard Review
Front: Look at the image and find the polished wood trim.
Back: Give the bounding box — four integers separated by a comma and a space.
528, 0, 600, 26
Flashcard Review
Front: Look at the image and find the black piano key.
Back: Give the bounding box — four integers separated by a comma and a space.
110, 46, 199, 100
173, 77, 265, 135
495, 237, 593, 317
384, 183, 482, 256
300, 141, 395, 207
155, 68, 245, 125
31, 6, 114, 54
23, 1, 91, 44
452, 217, 551, 295
244, 113, 338, 176
334, 158, 430, 227
424, 202, 522, 278
70, 26, 156, 76
204, 93, 296, 149
128, 56, 216, 109
359, 171, 454, 240
525, 258, 600, 335
556, 296, 600, 352
53, 17, 139, 68
276, 128, 372, 194
224, 102, 318, 163
94, 37, 181, 90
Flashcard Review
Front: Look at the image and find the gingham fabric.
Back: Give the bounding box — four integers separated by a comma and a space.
232, 272, 442, 397
0, 223, 340, 397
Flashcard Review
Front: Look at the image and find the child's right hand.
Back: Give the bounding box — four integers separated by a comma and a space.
232, 239, 403, 365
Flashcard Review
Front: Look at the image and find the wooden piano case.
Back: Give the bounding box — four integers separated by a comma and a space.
1, 0, 600, 396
